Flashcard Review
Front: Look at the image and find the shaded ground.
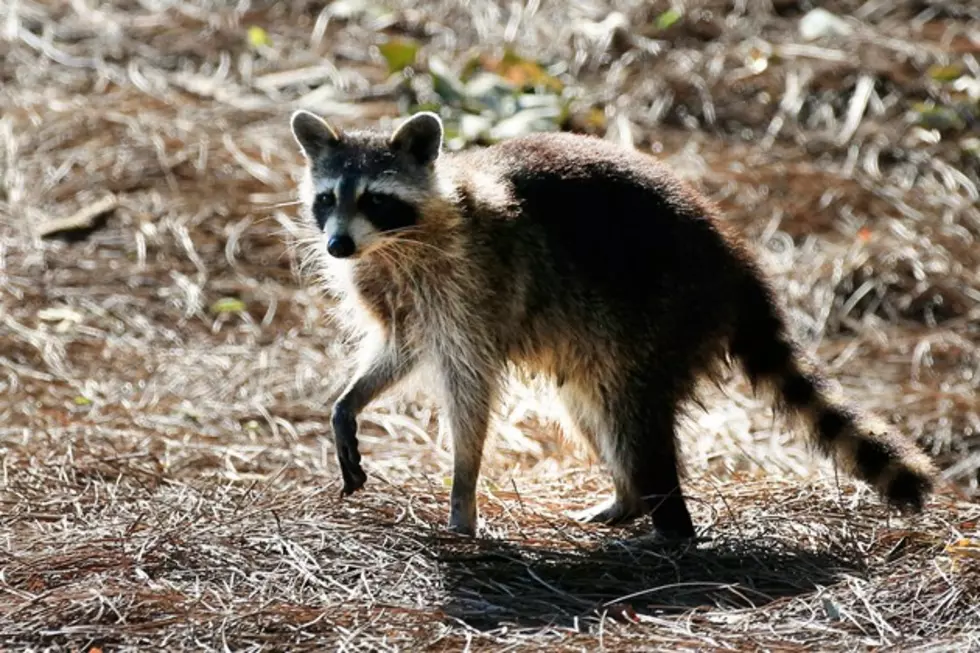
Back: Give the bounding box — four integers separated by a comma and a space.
3, 465, 979, 650
1, 0, 979, 650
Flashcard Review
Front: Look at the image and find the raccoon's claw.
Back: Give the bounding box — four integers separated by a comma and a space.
332, 402, 367, 496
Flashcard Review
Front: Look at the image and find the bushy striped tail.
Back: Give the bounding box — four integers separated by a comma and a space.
728, 272, 937, 511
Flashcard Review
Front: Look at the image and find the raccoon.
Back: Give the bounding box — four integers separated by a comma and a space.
288, 110, 937, 538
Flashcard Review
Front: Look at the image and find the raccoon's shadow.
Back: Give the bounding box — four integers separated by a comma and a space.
437, 529, 859, 630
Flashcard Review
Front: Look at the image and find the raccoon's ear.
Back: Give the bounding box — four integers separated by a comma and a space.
290, 110, 340, 160
390, 112, 443, 166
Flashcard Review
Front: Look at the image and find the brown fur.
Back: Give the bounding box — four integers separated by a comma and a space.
289, 111, 937, 537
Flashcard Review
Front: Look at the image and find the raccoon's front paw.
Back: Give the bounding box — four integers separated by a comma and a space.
331, 402, 367, 496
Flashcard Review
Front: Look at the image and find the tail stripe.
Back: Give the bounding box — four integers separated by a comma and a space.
781, 372, 816, 406
855, 438, 893, 481
888, 470, 929, 510
816, 409, 848, 446
730, 271, 937, 513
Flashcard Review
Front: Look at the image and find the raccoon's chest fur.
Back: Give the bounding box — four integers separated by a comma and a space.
335, 253, 481, 352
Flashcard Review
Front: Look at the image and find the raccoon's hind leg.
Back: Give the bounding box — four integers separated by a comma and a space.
627, 399, 696, 540
624, 366, 698, 539
562, 372, 697, 539
559, 382, 646, 526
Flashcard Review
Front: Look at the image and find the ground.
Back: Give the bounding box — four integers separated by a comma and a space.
1, 0, 979, 650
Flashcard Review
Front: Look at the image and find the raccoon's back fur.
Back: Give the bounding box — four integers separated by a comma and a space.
290, 111, 937, 537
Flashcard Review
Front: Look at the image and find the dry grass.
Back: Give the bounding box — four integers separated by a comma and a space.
1, 0, 979, 650
3, 467, 980, 650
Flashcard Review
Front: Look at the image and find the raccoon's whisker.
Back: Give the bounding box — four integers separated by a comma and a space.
378, 251, 410, 281
372, 247, 421, 291
294, 236, 325, 248
377, 225, 427, 237
378, 250, 443, 285
254, 199, 304, 210
386, 247, 426, 285
374, 235, 459, 259
298, 254, 321, 279
292, 238, 321, 260
380, 225, 456, 242
295, 237, 327, 275
248, 214, 279, 227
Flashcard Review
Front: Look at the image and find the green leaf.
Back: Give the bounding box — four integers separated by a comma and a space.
247, 25, 270, 48
378, 38, 419, 74
210, 297, 247, 314
912, 102, 966, 131
656, 8, 682, 30
73, 396, 92, 406
928, 64, 964, 83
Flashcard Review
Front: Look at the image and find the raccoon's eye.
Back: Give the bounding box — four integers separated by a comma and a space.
360, 192, 393, 211
313, 192, 335, 214
358, 191, 418, 232
312, 192, 335, 231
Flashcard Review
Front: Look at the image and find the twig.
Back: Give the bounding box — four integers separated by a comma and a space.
38, 195, 118, 240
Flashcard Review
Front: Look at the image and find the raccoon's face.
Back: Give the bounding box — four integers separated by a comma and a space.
290, 110, 444, 259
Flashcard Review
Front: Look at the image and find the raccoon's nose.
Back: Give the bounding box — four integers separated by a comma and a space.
327, 234, 356, 259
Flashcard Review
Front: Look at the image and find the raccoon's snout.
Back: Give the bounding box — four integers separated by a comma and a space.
327, 234, 356, 259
